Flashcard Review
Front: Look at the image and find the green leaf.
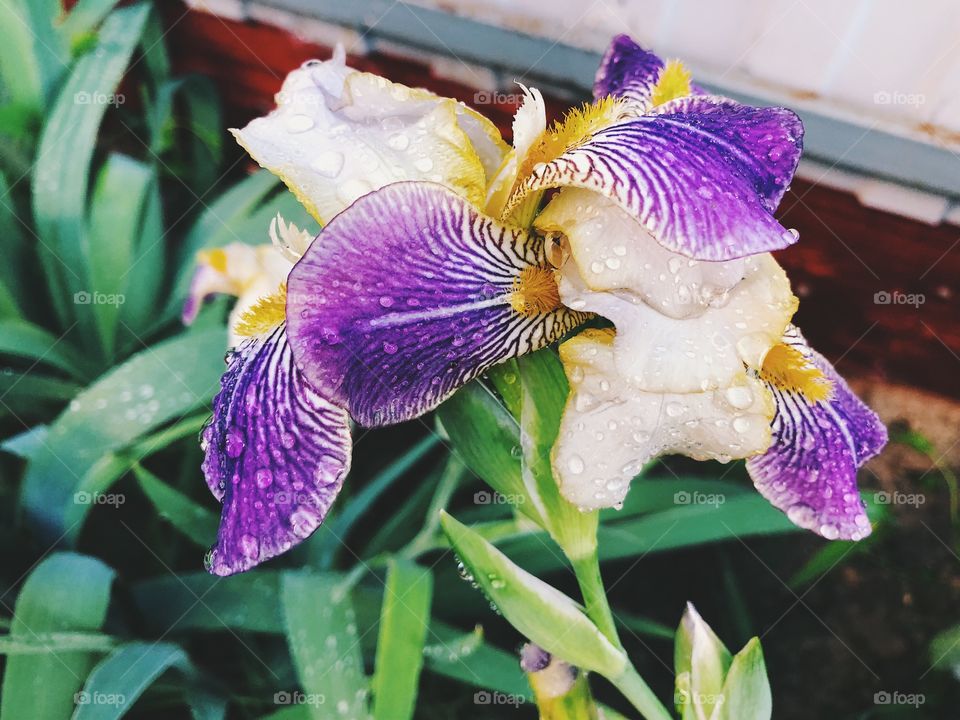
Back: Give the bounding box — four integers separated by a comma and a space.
436, 382, 543, 526
0, 632, 116, 655
596, 494, 802, 562
516, 350, 598, 561
0, 372, 81, 407
440, 511, 625, 677
715, 637, 771, 720
167, 170, 279, 312
133, 572, 287, 635
675, 603, 731, 720
0, 553, 115, 720
59, 0, 123, 54
73, 642, 191, 720
423, 624, 532, 699
21, 326, 227, 540
31, 2, 150, 326
117, 169, 165, 343
0, 0, 63, 113
931, 624, 960, 680
318, 435, 439, 566
154, 76, 223, 192
372, 559, 433, 720
615, 611, 675, 641
281, 573, 370, 720
0, 319, 92, 379
487, 359, 522, 418
0, 425, 49, 460
86, 153, 153, 357
0, 172, 27, 317
133, 464, 218, 546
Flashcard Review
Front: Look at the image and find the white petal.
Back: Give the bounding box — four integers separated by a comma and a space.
226, 247, 291, 347
483, 85, 547, 215
553, 330, 774, 510
557, 253, 797, 394
232, 55, 505, 224
269, 213, 314, 262
537, 189, 747, 319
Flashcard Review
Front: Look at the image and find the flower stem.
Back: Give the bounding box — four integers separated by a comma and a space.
610, 665, 674, 720
569, 551, 673, 720
570, 552, 621, 649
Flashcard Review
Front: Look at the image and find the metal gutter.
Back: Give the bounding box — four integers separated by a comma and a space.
255, 0, 960, 202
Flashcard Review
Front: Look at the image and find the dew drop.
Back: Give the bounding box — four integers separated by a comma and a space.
285, 113, 315, 133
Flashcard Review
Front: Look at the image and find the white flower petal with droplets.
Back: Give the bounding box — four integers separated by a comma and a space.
556, 253, 797, 394
232, 51, 506, 224
553, 330, 774, 510
537, 188, 747, 319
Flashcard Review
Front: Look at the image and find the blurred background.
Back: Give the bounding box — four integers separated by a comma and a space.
1, 0, 959, 718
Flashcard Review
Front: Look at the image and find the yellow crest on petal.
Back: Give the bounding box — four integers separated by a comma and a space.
198, 247, 229, 274
508, 266, 562, 317
651, 60, 693, 107
759, 342, 833, 403
235, 284, 287, 337
517, 96, 626, 183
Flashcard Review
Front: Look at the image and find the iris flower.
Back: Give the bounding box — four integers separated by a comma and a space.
548, 36, 886, 541
192, 50, 585, 575
192, 36, 884, 575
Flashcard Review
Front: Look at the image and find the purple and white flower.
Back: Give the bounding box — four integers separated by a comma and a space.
192, 54, 585, 575
191, 35, 885, 575
548, 37, 886, 539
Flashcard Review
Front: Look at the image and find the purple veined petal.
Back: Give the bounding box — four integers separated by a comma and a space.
593, 34, 705, 108
286, 181, 588, 427
509, 96, 803, 261
202, 325, 351, 576
747, 327, 887, 541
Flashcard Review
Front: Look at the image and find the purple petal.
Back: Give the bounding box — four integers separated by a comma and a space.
513, 96, 803, 261
202, 325, 351, 576
593, 34, 705, 107
286, 182, 587, 427
747, 328, 887, 541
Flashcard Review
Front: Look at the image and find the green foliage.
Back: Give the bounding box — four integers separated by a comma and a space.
0, 2, 905, 718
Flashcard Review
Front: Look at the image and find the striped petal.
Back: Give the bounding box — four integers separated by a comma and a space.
286, 182, 588, 427
554, 329, 773, 510
747, 327, 887, 541
202, 325, 351, 576
506, 96, 803, 261
232, 48, 506, 225
594, 34, 705, 110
